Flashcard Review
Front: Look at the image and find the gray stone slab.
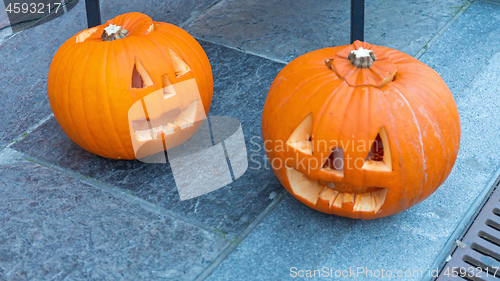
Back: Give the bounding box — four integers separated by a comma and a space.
13, 41, 285, 235
205, 2, 500, 280
101, 0, 219, 26
0, 148, 229, 280
184, 0, 469, 62
419, 0, 500, 95
206, 195, 358, 280
0, 0, 88, 147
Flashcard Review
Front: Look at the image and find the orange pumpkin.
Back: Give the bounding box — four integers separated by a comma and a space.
262, 41, 460, 219
48, 12, 213, 159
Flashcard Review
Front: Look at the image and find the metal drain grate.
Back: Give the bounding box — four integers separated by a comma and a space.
436, 175, 500, 281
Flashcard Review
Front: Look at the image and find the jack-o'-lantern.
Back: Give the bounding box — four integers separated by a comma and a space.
48, 12, 213, 159
262, 41, 460, 219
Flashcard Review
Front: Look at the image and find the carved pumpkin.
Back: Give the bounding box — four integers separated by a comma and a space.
262, 41, 460, 219
48, 12, 213, 159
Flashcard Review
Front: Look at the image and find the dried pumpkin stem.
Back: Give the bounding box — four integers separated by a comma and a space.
347, 47, 377, 68
101, 24, 128, 41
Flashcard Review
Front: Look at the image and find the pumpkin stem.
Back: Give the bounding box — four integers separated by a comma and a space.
348, 47, 376, 68
101, 24, 128, 41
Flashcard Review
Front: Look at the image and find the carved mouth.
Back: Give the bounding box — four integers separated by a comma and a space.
286, 167, 388, 213
132, 100, 199, 141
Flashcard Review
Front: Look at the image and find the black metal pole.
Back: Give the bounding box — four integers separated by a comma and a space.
350, 0, 365, 43
85, 0, 102, 28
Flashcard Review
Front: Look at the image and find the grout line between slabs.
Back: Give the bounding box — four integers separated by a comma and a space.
180, 0, 225, 30
187, 0, 475, 65
195, 36, 288, 65
414, 0, 475, 59
179, 0, 289, 65
1, 114, 54, 152
194, 190, 288, 281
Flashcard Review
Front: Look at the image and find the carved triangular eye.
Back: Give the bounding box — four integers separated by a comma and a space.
321, 148, 344, 177
287, 114, 312, 154
168, 48, 191, 77
162, 74, 176, 99
131, 58, 153, 88
363, 127, 392, 171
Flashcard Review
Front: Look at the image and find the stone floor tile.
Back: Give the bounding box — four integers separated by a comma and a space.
0, 148, 229, 280
184, 0, 469, 62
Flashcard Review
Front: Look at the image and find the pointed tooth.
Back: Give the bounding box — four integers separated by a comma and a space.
333, 193, 344, 208
343, 193, 354, 204
330, 190, 339, 207
319, 186, 334, 201
353, 193, 374, 212
370, 192, 377, 211
285, 168, 322, 205
372, 189, 389, 212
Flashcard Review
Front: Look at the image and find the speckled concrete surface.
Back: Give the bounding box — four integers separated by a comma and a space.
100, 0, 219, 27
0, 148, 228, 281
184, 0, 470, 62
0, 1, 86, 147
1, 0, 499, 280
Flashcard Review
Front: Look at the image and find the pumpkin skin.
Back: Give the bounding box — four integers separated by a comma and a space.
48, 12, 213, 159
262, 41, 460, 219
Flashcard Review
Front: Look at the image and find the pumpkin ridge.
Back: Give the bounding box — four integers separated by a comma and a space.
117, 37, 137, 159
298, 74, 342, 112
81, 43, 116, 157
68, 43, 103, 154
327, 82, 355, 146
387, 84, 428, 201
395, 71, 460, 133
103, 42, 131, 158
389, 81, 458, 196
312, 84, 355, 178
396, 71, 461, 142
279, 72, 328, 107
48, 42, 83, 139
283, 76, 343, 162
315, 81, 351, 127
